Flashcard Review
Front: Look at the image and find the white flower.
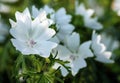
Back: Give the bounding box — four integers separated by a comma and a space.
101, 33, 119, 51
51, 8, 74, 41
91, 31, 114, 63
75, 2, 103, 30
9, 8, 57, 57
53, 32, 93, 76
0, 15, 8, 42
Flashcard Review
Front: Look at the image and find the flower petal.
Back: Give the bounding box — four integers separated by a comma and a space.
23, 8, 31, 19
36, 41, 57, 57
56, 24, 74, 41
9, 19, 16, 28
54, 45, 71, 60
10, 20, 31, 40
64, 32, 80, 53
75, 3, 86, 16
58, 24, 75, 34
33, 10, 52, 27
95, 52, 114, 63
49, 36, 60, 44
86, 9, 94, 18
11, 39, 42, 55
36, 28, 56, 41
78, 41, 93, 58
55, 8, 72, 25
84, 17, 103, 30
71, 57, 87, 76
52, 63, 69, 77
32, 6, 39, 18
60, 65, 69, 77
92, 31, 106, 54
43, 5, 55, 14
15, 8, 31, 23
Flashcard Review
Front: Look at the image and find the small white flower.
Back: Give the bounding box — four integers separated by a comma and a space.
53, 32, 93, 76
101, 33, 119, 51
51, 8, 74, 41
91, 31, 114, 63
9, 8, 57, 57
75, 2, 103, 30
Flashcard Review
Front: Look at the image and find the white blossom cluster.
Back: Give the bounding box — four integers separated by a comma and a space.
9, 3, 115, 77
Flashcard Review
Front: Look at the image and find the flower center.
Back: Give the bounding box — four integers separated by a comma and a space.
70, 55, 76, 61
69, 54, 78, 61
26, 39, 36, 48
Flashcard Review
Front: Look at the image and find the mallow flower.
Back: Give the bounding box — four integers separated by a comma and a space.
91, 31, 114, 63
101, 33, 119, 51
9, 8, 57, 57
53, 32, 93, 76
75, 1, 103, 30
51, 7, 74, 41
